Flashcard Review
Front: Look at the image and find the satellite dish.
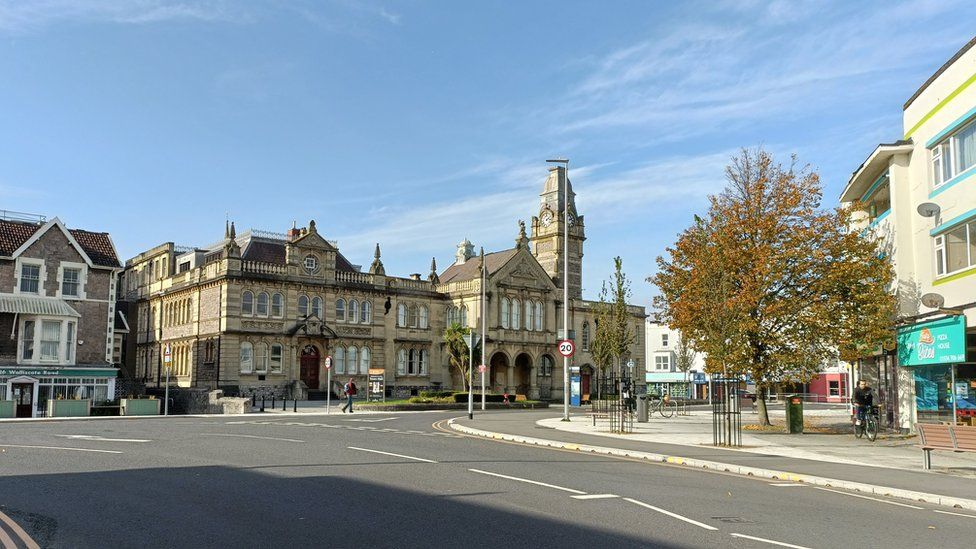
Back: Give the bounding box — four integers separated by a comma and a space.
917, 202, 940, 218
921, 293, 945, 309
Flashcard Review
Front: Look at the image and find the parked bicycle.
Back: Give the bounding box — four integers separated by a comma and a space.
853, 404, 879, 442
651, 394, 677, 418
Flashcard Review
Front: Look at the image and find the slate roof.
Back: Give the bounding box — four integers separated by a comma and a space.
439, 248, 518, 283
240, 237, 358, 272
0, 219, 121, 268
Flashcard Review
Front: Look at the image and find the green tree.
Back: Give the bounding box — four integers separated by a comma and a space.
591, 257, 636, 381
653, 149, 896, 426
443, 322, 472, 391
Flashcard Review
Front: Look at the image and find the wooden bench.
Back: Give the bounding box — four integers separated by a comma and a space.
917, 422, 976, 469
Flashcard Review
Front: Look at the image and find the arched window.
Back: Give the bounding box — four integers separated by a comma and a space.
397, 348, 407, 375
359, 347, 370, 374
349, 300, 360, 324
525, 300, 534, 331
298, 295, 309, 317
446, 306, 455, 326
271, 293, 283, 317
408, 349, 416, 374
534, 301, 543, 331
335, 347, 345, 374
311, 296, 323, 317
408, 304, 419, 327
419, 349, 428, 375
511, 299, 521, 331
240, 342, 253, 373
256, 292, 269, 316
419, 305, 429, 329
397, 303, 407, 327
346, 346, 357, 375
270, 344, 283, 372
581, 321, 590, 350
540, 355, 554, 377
361, 301, 372, 324
459, 305, 468, 328
501, 299, 510, 329
335, 298, 346, 322
255, 342, 269, 373
241, 291, 254, 316
186, 300, 192, 323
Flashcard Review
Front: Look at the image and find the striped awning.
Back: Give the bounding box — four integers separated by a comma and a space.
0, 294, 80, 317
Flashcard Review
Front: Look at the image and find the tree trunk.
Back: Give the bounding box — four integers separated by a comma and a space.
756, 384, 770, 426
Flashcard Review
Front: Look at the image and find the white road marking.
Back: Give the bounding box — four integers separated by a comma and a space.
934, 509, 976, 519
813, 487, 924, 509
344, 417, 399, 423
623, 498, 718, 531
55, 434, 151, 443
0, 523, 19, 549
0, 509, 40, 549
468, 469, 587, 495
571, 494, 619, 500
0, 444, 122, 454
204, 433, 305, 443
730, 533, 811, 548
348, 447, 438, 463
768, 483, 806, 487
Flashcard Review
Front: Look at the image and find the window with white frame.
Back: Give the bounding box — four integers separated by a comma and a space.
271, 293, 283, 317
255, 343, 268, 373
349, 300, 360, 324
501, 299, 510, 329
934, 220, 976, 276
335, 298, 346, 322
270, 344, 283, 373
397, 348, 406, 375
21, 320, 35, 360
409, 305, 419, 328
40, 321, 62, 361
66, 322, 75, 363
662, 334, 669, 347
19, 262, 42, 294
61, 266, 82, 298
359, 347, 370, 374
361, 301, 371, 324
311, 297, 322, 317
932, 116, 976, 188
242, 291, 254, 315
397, 303, 407, 327
654, 355, 671, 371
240, 342, 253, 373
335, 347, 346, 374
299, 295, 309, 317
256, 292, 269, 316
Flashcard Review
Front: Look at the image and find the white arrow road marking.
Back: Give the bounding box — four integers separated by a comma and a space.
730, 533, 811, 548
204, 434, 305, 443
571, 494, 619, 500
468, 469, 586, 495
813, 487, 923, 509
0, 445, 122, 454
348, 447, 437, 463
622, 498, 718, 531
55, 435, 151, 443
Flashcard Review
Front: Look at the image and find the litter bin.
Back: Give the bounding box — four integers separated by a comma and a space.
785, 394, 803, 434
637, 395, 649, 423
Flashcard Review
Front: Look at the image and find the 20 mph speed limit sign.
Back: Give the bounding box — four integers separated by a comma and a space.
557, 340, 575, 357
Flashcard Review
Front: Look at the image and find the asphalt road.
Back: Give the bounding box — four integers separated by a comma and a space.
1, 410, 974, 548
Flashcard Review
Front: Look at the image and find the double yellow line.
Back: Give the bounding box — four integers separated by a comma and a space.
0, 509, 39, 549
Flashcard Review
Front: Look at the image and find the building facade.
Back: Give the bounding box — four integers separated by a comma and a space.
841, 36, 976, 430
0, 213, 122, 418
644, 321, 708, 399
120, 167, 645, 400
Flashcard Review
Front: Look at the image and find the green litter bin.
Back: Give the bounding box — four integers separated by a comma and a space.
785, 394, 803, 434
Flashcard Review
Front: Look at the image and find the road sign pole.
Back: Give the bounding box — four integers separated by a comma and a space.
468, 340, 474, 420
325, 355, 333, 415
164, 366, 170, 416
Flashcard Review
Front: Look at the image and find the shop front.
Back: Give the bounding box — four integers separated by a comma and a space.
0, 367, 117, 418
646, 372, 692, 399
897, 316, 974, 425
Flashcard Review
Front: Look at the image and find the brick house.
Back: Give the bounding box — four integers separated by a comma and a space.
0, 213, 122, 418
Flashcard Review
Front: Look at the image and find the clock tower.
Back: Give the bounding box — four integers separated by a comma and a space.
530, 165, 585, 299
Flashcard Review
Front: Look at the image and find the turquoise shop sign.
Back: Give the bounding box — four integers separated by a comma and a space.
897, 315, 967, 366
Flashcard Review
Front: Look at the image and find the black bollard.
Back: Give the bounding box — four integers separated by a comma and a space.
282, 397, 286, 411
293, 398, 298, 413
252, 394, 256, 407
260, 396, 266, 412
272, 394, 276, 409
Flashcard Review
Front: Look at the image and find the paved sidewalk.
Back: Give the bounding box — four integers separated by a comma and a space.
453, 410, 976, 504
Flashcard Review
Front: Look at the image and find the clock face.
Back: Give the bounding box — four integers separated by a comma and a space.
540, 210, 554, 227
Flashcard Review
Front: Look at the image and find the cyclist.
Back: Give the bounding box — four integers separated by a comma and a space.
852, 379, 874, 426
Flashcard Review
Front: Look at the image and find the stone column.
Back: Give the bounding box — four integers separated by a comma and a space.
507, 364, 514, 393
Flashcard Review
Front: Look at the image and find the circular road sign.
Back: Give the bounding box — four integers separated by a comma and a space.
558, 339, 575, 358
325, 356, 333, 370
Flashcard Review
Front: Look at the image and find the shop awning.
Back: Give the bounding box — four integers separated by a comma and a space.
0, 294, 80, 317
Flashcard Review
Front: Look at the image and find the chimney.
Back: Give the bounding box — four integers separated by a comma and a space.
287, 221, 301, 240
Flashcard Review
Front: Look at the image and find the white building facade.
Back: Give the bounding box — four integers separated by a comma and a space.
644, 321, 708, 399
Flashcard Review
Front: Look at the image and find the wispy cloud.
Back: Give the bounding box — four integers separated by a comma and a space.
0, 1, 245, 32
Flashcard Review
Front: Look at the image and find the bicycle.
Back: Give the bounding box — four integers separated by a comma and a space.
853, 404, 879, 442
651, 394, 677, 418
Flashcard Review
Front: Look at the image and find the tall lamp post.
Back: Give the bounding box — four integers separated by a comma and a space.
547, 157, 571, 422
465, 330, 478, 420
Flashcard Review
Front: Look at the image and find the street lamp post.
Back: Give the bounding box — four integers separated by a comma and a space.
481, 247, 487, 411
547, 158, 570, 422
466, 331, 478, 420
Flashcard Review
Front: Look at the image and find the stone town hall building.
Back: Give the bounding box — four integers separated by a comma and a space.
120, 166, 645, 399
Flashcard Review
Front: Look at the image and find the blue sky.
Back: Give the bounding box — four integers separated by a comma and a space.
1, 1, 974, 309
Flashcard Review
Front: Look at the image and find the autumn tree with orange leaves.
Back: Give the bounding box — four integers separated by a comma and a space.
652, 149, 895, 426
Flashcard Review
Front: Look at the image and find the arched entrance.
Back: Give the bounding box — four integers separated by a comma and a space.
300, 344, 321, 390
580, 364, 595, 403
514, 353, 532, 395
489, 351, 509, 393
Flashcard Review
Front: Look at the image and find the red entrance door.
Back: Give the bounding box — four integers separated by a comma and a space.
13, 383, 34, 418
300, 345, 320, 390
581, 374, 591, 402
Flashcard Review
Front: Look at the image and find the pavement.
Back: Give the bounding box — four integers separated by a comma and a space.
3, 410, 976, 548
449, 408, 976, 509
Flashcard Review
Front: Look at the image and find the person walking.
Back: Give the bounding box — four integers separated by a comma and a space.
341, 378, 358, 413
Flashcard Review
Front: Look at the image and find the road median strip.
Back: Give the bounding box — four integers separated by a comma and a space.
448, 419, 976, 512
